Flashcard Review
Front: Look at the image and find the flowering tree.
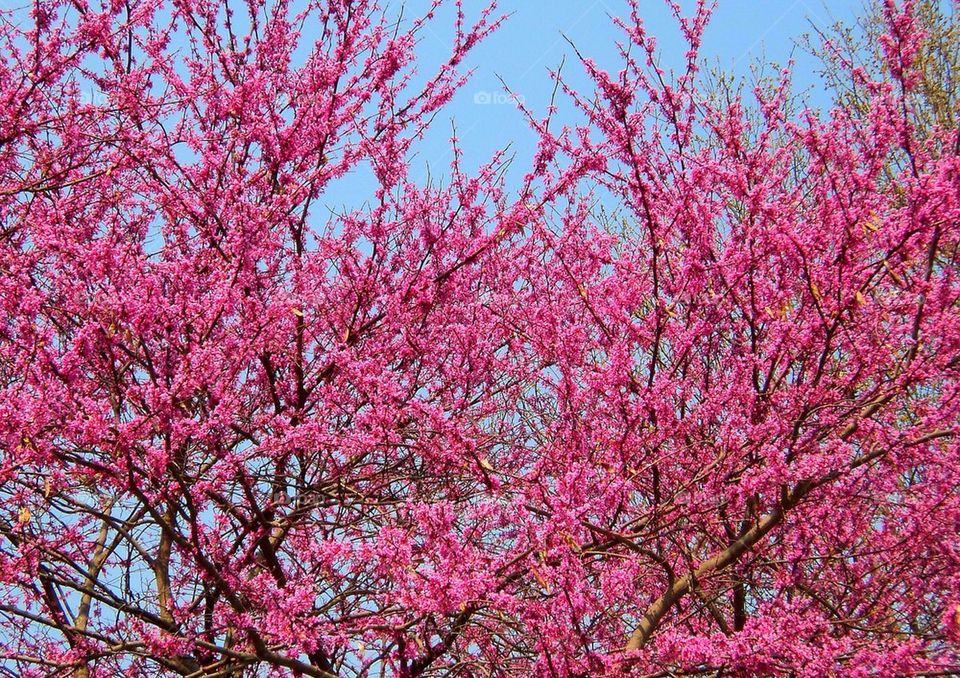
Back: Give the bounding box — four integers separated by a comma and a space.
1, 0, 959, 675
806, 0, 958, 144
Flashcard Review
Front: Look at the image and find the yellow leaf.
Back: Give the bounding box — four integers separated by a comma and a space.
561, 531, 582, 554
292, 308, 304, 317
479, 458, 494, 472
811, 282, 822, 302
18, 507, 30, 524
884, 261, 905, 287
531, 565, 551, 592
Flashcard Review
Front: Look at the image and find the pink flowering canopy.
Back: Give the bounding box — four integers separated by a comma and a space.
1, 0, 959, 675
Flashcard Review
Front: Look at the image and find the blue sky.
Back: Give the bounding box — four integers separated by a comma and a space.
391, 0, 866, 187
320, 0, 868, 212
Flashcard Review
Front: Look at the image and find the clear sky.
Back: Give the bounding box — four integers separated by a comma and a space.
336, 0, 868, 204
